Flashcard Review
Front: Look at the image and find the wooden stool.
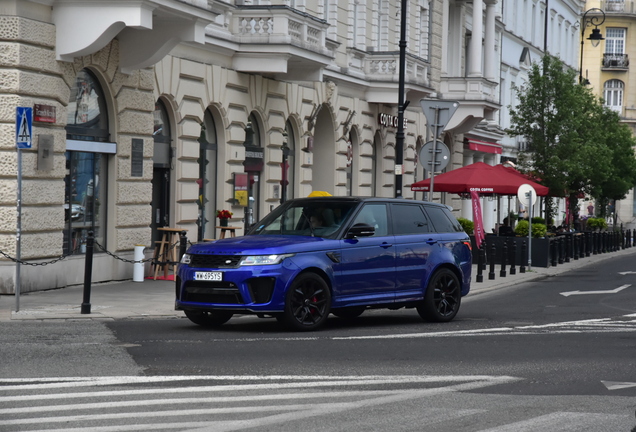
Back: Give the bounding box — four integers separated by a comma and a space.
217, 226, 239, 239
153, 227, 187, 280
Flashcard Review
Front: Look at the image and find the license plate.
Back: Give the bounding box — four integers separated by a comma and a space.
194, 271, 222, 281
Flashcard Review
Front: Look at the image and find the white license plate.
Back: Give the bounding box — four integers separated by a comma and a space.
194, 271, 222, 281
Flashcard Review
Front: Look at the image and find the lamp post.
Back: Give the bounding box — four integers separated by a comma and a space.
394, 0, 408, 198
579, 8, 605, 85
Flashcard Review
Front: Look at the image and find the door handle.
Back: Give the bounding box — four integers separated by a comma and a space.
426, 239, 438, 245
380, 243, 393, 248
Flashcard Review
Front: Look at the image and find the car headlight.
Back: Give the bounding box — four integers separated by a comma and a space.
180, 253, 192, 265
239, 254, 295, 266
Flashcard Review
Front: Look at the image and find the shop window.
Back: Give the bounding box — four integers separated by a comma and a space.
65, 69, 112, 255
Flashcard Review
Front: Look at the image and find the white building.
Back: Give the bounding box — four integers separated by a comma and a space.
0, 0, 582, 292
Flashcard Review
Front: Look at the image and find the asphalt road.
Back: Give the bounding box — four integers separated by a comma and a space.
2, 253, 636, 431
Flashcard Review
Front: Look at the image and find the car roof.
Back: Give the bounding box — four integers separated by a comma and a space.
285, 196, 450, 209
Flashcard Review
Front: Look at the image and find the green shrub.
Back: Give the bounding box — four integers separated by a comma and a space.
457, 217, 474, 235
514, 220, 547, 238
531, 216, 545, 225
586, 217, 607, 231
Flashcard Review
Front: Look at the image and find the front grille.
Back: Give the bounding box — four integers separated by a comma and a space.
190, 254, 242, 268
182, 280, 244, 304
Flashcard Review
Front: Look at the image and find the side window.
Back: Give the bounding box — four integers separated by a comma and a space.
391, 204, 432, 235
425, 206, 463, 233
352, 203, 389, 236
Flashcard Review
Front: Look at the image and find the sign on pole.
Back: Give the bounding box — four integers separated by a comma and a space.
16, 107, 33, 149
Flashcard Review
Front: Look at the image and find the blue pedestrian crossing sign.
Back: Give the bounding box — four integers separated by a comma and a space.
16, 107, 33, 149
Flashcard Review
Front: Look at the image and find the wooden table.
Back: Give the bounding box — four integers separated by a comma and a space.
217, 226, 240, 239
153, 227, 188, 280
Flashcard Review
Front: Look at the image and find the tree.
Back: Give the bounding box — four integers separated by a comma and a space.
507, 55, 627, 226
588, 108, 636, 226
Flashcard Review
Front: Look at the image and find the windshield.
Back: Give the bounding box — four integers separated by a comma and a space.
249, 200, 358, 238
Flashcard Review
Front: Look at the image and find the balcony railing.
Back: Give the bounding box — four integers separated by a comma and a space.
362, 52, 430, 87
602, 53, 630, 69
601, 0, 636, 13
230, 6, 333, 58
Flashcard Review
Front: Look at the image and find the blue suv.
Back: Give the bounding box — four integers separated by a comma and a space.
176, 197, 472, 331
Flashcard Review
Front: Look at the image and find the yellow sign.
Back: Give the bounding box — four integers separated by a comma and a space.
235, 190, 248, 207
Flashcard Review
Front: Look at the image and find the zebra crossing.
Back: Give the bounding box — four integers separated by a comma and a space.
1, 375, 633, 432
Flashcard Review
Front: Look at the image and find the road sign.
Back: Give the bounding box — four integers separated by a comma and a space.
419, 140, 450, 172
16, 107, 33, 149
419, 99, 459, 135
517, 184, 537, 206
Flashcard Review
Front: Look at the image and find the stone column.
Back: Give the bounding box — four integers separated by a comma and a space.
484, 1, 497, 80
468, 0, 484, 77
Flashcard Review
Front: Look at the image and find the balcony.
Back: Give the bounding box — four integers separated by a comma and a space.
228, 6, 335, 80
602, 53, 630, 70
438, 76, 501, 134
601, 0, 636, 13
357, 52, 432, 104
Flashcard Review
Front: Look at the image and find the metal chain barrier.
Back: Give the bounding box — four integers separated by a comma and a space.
0, 245, 81, 266
0, 238, 195, 267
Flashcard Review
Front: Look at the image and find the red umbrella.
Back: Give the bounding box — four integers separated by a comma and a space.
410, 162, 549, 196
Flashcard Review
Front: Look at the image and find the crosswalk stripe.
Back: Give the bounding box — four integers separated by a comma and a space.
476, 412, 630, 431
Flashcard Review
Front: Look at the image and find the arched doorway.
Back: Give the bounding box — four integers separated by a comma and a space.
64, 69, 112, 255
151, 99, 172, 243
202, 109, 219, 239
311, 104, 336, 194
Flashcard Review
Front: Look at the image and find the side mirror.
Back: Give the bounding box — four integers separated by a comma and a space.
345, 223, 375, 239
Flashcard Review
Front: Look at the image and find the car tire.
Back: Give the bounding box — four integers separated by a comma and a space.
417, 268, 461, 322
184, 310, 233, 327
332, 306, 365, 319
282, 273, 331, 331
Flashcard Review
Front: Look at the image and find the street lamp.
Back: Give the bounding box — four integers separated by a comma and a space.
579, 8, 606, 84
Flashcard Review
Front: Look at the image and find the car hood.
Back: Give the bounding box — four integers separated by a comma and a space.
186, 235, 337, 255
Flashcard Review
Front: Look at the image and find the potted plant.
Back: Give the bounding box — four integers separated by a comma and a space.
216, 209, 233, 227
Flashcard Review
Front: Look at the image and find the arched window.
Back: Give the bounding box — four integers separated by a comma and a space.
604, 79, 624, 113
372, 131, 381, 196
151, 99, 173, 243
284, 120, 296, 200
65, 69, 112, 255
244, 112, 263, 225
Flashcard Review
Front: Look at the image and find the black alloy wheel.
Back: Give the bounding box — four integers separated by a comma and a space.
283, 273, 331, 331
184, 310, 234, 327
417, 268, 461, 322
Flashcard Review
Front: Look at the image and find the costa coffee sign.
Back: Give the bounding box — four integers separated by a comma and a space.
378, 113, 408, 129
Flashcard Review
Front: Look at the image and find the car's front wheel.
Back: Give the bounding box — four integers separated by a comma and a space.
184, 310, 233, 327
417, 268, 461, 322
282, 273, 331, 331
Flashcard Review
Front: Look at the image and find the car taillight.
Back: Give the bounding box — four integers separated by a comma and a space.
462, 240, 472, 252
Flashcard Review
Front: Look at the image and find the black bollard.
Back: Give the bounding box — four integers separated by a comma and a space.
593, 232, 598, 255
520, 241, 527, 273
476, 246, 484, 283
509, 239, 517, 275
81, 230, 94, 314
179, 230, 188, 262
573, 235, 579, 260
585, 232, 591, 257
550, 238, 557, 267
564, 235, 571, 263
500, 241, 507, 278
488, 243, 496, 280
558, 237, 565, 264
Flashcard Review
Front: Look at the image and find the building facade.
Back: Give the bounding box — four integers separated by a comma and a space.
0, 0, 581, 292
581, 0, 636, 228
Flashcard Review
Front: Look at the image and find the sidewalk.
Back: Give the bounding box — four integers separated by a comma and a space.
2, 247, 635, 322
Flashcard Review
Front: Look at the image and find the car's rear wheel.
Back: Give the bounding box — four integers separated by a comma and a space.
332, 306, 365, 319
417, 268, 461, 322
283, 273, 331, 331
184, 310, 233, 327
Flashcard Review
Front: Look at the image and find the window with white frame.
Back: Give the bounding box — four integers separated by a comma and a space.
374, 0, 389, 51
605, 28, 626, 54
604, 79, 624, 113
417, 0, 430, 60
